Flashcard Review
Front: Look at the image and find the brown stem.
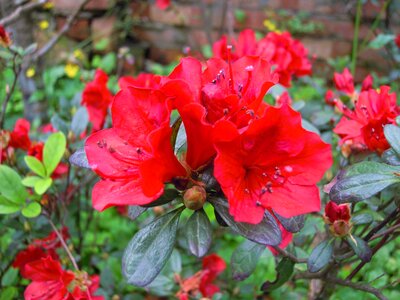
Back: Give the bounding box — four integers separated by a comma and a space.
364, 208, 399, 241
272, 246, 307, 264
0, 0, 49, 26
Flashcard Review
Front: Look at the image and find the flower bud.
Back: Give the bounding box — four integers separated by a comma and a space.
183, 186, 206, 210
330, 220, 352, 237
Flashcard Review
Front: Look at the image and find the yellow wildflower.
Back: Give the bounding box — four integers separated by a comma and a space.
38, 20, 49, 30
64, 63, 79, 78
26, 67, 35, 78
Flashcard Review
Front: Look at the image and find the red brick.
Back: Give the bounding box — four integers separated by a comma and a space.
86, 0, 113, 10
302, 38, 333, 60
53, 0, 81, 12
148, 4, 203, 27
91, 16, 117, 50
56, 17, 90, 41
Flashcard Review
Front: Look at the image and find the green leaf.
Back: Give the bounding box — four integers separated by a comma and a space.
51, 114, 69, 135
210, 198, 281, 246
261, 257, 295, 291
234, 9, 246, 23
274, 211, 305, 233
231, 240, 265, 281
346, 161, 400, 176
185, 209, 212, 257
369, 34, 395, 49
24, 156, 46, 177
0, 287, 18, 300
0, 165, 28, 203
127, 206, 147, 221
330, 173, 400, 203
384, 124, 400, 156
352, 213, 373, 225
382, 149, 400, 166
0, 195, 21, 214
22, 176, 42, 188
346, 235, 372, 262
21, 202, 41, 218
34, 177, 53, 195
122, 206, 184, 287
307, 240, 333, 273
43, 132, 66, 176
71, 107, 89, 136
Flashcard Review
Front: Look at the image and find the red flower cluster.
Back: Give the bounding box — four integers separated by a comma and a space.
81, 69, 112, 132
0, 118, 68, 177
13, 228, 103, 300
155, 0, 171, 10
395, 34, 400, 49
212, 29, 312, 86
324, 201, 352, 237
0, 25, 11, 47
327, 69, 399, 155
176, 254, 226, 300
85, 54, 332, 226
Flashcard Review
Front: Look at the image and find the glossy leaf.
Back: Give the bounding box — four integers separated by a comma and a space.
0, 165, 28, 203
274, 212, 305, 233
384, 124, 400, 156
261, 257, 294, 291
24, 156, 46, 177
71, 107, 89, 136
231, 240, 265, 281
122, 206, 184, 287
382, 149, 400, 166
352, 213, 373, 225
21, 202, 41, 218
307, 240, 333, 273
69, 148, 90, 169
51, 114, 69, 135
210, 198, 281, 246
347, 235, 372, 262
127, 206, 147, 221
43, 132, 66, 176
185, 209, 212, 257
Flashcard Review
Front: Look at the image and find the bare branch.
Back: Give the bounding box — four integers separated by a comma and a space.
272, 246, 307, 264
0, 0, 49, 27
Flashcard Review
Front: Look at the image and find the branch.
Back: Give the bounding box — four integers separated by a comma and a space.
272, 246, 307, 264
327, 276, 387, 300
0, 0, 49, 26
31, 0, 90, 61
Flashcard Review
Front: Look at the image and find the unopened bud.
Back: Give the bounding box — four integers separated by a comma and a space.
183, 186, 206, 210
330, 220, 352, 237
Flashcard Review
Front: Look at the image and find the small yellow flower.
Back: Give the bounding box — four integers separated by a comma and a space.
43, 2, 54, 10
64, 63, 79, 78
73, 49, 84, 61
263, 20, 281, 33
38, 20, 49, 30
26, 67, 35, 78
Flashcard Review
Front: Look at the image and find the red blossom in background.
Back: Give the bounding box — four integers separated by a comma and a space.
334, 86, 399, 154
0, 25, 11, 47
9, 118, 31, 151
213, 104, 332, 224
334, 68, 355, 96
395, 34, 400, 49
212, 29, 312, 86
155, 0, 171, 10
176, 254, 226, 300
81, 69, 112, 132
118, 73, 162, 90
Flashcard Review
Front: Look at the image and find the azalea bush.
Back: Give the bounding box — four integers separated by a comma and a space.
1, 1, 400, 300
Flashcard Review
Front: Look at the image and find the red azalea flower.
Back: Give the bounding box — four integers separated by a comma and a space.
324, 201, 352, 237
213, 104, 332, 224
176, 254, 226, 299
23, 256, 75, 300
40, 123, 57, 134
81, 69, 112, 132
395, 34, 400, 49
155, 0, 171, 10
212, 29, 312, 87
333, 86, 399, 154
85, 87, 187, 211
361, 74, 373, 91
276, 91, 292, 107
118, 73, 162, 90
334, 68, 355, 96
71, 274, 104, 300
9, 118, 31, 150
0, 25, 11, 47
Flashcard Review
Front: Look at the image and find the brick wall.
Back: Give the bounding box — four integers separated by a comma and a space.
52, 0, 397, 81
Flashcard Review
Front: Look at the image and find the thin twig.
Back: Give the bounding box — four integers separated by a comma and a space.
48, 217, 80, 271
370, 223, 400, 241
326, 276, 387, 300
0, 0, 49, 26
272, 246, 307, 263
32, 0, 90, 61
364, 208, 399, 241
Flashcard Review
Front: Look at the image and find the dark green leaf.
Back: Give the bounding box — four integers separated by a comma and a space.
346, 161, 400, 176
352, 213, 373, 225
382, 149, 400, 166
69, 148, 90, 169
307, 240, 333, 273
0, 165, 28, 203
43, 132, 66, 176
261, 257, 294, 291
346, 235, 372, 262
122, 207, 184, 287
169, 250, 182, 273
51, 114, 69, 135
24, 156, 46, 177
210, 198, 281, 246
0, 287, 18, 300
71, 107, 89, 136
185, 209, 212, 257
21, 202, 41, 218
274, 212, 305, 233
231, 240, 265, 281
128, 206, 147, 221
384, 125, 400, 156
0, 195, 21, 214
141, 189, 179, 207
